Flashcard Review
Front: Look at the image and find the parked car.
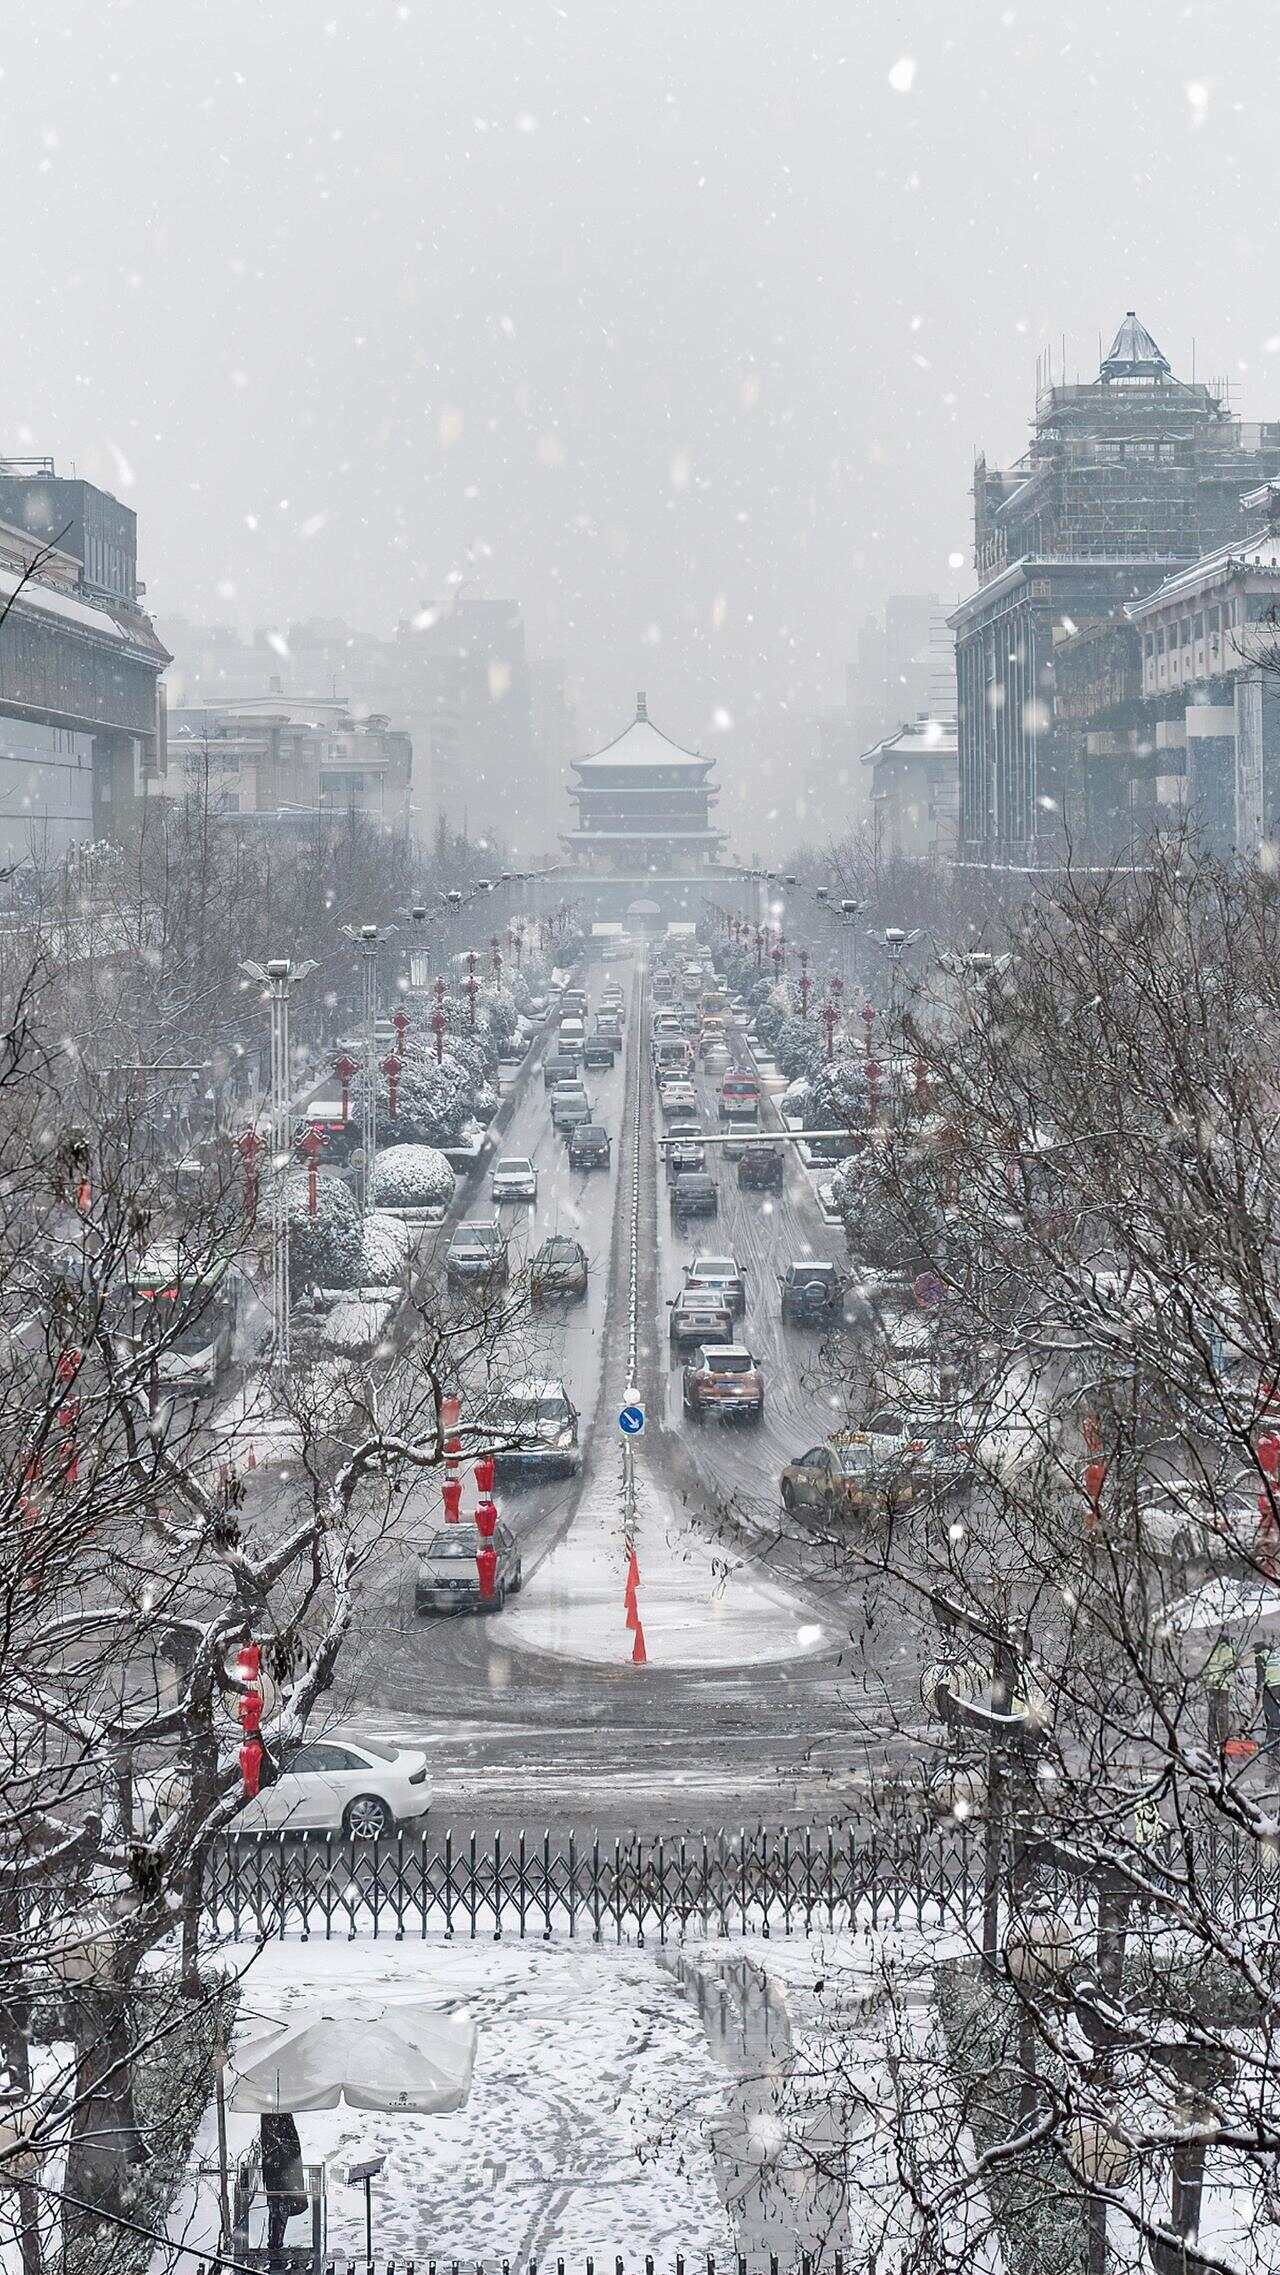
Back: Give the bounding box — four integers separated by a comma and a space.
203, 1732, 430, 1840
683, 1345, 765, 1425
416, 1523, 522, 1615
544, 1048, 582, 1089
551, 1084, 592, 1137
671, 1171, 718, 1228
669, 1287, 735, 1353
659, 1079, 699, 1118
568, 1122, 611, 1172
779, 1431, 918, 1517
683, 1253, 747, 1318
491, 1155, 538, 1204
583, 1036, 616, 1069
560, 989, 588, 1020
739, 1143, 785, 1193
446, 1219, 509, 1290
530, 1234, 589, 1304
482, 1378, 581, 1481
719, 1074, 761, 1123
779, 1260, 843, 1326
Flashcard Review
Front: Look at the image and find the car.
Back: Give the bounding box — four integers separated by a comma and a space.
720, 1073, 761, 1122
682, 1344, 765, 1424
481, 1378, 581, 1481
659, 1080, 699, 1118
544, 1048, 582, 1089
491, 1155, 538, 1204
780, 1260, 843, 1325
702, 1043, 731, 1075
551, 1084, 592, 1136
668, 1288, 735, 1352
558, 1017, 586, 1050
739, 1143, 785, 1193
568, 1122, 611, 1172
526, 993, 550, 1020
560, 989, 588, 1017
665, 1131, 706, 1183
583, 1036, 616, 1069
683, 1253, 747, 1318
201, 1732, 430, 1842
446, 1219, 509, 1289
779, 1432, 919, 1517
600, 987, 624, 1012
530, 1234, 589, 1304
671, 1171, 718, 1227
416, 1522, 523, 1615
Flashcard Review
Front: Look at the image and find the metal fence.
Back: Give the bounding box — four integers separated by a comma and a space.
203, 2256, 858, 2275
202, 1822, 1280, 1943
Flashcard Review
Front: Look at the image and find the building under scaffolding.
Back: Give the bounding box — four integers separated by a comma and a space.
952, 313, 1280, 863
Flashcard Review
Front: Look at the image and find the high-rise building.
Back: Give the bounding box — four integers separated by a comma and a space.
952, 313, 1280, 862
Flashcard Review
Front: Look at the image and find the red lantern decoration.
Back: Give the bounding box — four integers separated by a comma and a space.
474, 1497, 499, 1541
392, 1010, 410, 1054
381, 1051, 402, 1120
798, 948, 810, 1020
239, 1737, 264, 1799
297, 1123, 325, 1217
235, 1646, 264, 1792
474, 1453, 496, 1495
1084, 1458, 1107, 1532
475, 1543, 498, 1600
440, 1392, 462, 1435
1259, 1433, 1280, 1482
441, 1475, 463, 1524
333, 1052, 359, 1127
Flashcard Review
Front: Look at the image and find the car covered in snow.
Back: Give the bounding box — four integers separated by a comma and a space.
550, 1083, 592, 1136
416, 1523, 522, 1617
779, 1429, 921, 1517
683, 1253, 747, 1319
582, 1034, 616, 1069
658, 1079, 699, 1118
491, 1155, 538, 1204
445, 1218, 509, 1290
668, 1287, 735, 1353
530, 1235, 589, 1305
664, 1128, 706, 1183
683, 1344, 765, 1425
483, 1378, 581, 1481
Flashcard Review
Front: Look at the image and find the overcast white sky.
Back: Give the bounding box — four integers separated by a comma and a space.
4, 0, 1279, 762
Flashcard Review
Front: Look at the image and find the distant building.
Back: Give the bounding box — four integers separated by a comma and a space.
862, 714, 959, 861
167, 694, 412, 829
562, 693, 725, 874
952, 313, 1280, 863
0, 457, 169, 864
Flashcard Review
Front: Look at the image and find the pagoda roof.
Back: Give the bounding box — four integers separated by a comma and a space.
572, 692, 710, 774
1100, 310, 1172, 382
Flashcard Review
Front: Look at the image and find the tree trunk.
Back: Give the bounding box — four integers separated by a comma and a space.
61, 1990, 148, 2261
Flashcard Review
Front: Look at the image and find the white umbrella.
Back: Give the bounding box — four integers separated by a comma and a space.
225, 1992, 476, 2114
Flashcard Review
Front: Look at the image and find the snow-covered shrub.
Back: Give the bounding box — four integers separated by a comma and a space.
774, 1016, 824, 1083
752, 997, 785, 1050
482, 984, 519, 1041
471, 1078, 499, 1123
811, 1054, 869, 1127
369, 1144, 456, 1212
359, 1051, 469, 1147
287, 1169, 362, 1291
359, 1207, 415, 1282
781, 1075, 814, 1123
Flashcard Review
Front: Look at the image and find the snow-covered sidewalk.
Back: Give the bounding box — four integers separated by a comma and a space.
502, 1454, 829, 1670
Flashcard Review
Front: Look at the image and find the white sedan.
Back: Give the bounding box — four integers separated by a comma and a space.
491, 1155, 538, 1203
145, 1733, 431, 1843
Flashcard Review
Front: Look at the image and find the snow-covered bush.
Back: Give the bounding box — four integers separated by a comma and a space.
781, 1075, 814, 1123
752, 997, 785, 1050
481, 984, 519, 1041
471, 1078, 499, 1123
774, 1016, 824, 1084
359, 1206, 415, 1282
369, 1144, 456, 1212
358, 1051, 469, 1147
287, 1169, 362, 1291
811, 1054, 869, 1127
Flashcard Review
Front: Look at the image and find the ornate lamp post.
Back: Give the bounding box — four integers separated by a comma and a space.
296, 1123, 326, 1218
238, 955, 317, 1365
430, 979, 448, 1065
381, 1051, 402, 1121
798, 946, 810, 1020
465, 950, 479, 1030
333, 1051, 359, 1131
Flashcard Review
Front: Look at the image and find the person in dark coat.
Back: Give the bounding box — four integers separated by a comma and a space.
260, 2111, 306, 2264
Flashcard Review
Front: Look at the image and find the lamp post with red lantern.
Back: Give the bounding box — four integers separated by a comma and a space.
490, 935, 503, 983
465, 951, 479, 1031
333, 1051, 359, 1133
381, 1052, 402, 1122
296, 1123, 326, 1218
237, 1127, 263, 1229
798, 946, 811, 1020
822, 978, 844, 1063
392, 1010, 410, 1057
430, 979, 448, 1065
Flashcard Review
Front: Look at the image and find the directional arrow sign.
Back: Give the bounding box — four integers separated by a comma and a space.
618, 1403, 646, 1437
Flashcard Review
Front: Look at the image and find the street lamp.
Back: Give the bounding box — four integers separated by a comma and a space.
238, 955, 318, 1364
340, 924, 390, 1212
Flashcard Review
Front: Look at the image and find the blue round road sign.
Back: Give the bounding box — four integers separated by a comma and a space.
618, 1403, 646, 1436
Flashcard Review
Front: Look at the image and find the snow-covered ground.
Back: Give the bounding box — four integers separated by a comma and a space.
504, 1453, 829, 1671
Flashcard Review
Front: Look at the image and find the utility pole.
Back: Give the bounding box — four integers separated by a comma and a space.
342, 922, 387, 1211
238, 955, 317, 1366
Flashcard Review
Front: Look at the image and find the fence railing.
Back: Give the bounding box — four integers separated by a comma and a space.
202, 1822, 1280, 1943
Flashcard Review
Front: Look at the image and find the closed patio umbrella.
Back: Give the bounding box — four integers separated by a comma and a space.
225, 1992, 476, 2114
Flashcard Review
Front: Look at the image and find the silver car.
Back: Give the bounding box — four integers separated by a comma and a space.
491, 1155, 538, 1203
415, 1521, 523, 1613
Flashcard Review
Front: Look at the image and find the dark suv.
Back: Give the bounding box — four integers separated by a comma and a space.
779, 1260, 842, 1326
568, 1123, 611, 1172
544, 1048, 581, 1090
530, 1235, 589, 1305
738, 1144, 785, 1193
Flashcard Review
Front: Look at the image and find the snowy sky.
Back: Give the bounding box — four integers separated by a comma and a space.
4, 0, 1279, 759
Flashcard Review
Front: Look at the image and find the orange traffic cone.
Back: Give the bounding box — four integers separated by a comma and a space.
627, 1546, 641, 1588
631, 1621, 647, 1666
625, 1578, 639, 1631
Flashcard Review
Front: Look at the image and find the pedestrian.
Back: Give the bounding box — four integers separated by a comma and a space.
1202, 1636, 1237, 1760
260, 2110, 306, 2267
1257, 1642, 1280, 1751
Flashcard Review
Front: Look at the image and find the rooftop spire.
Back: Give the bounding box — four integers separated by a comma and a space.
636, 690, 647, 720
1100, 310, 1172, 381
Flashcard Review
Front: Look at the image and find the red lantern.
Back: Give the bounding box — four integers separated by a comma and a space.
297, 1123, 325, 1217
444, 1434, 462, 1467
474, 1453, 496, 1495
475, 1543, 498, 1600
392, 1010, 410, 1054
441, 1475, 463, 1524
333, 1052, 359, 1127
475, 1497, 499, 1541
239, 1737, 264, 1799
1084, 1459, 1107, 1532
1082, 1412, 1103, 1457
237, 1687, 262, 1735
440, 1392, 462, 1434
381, 1051, 402, 1120
235, 1646, 264, 1792
236, 1642, 262, 1685
1259, 1433, 1280, 1482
